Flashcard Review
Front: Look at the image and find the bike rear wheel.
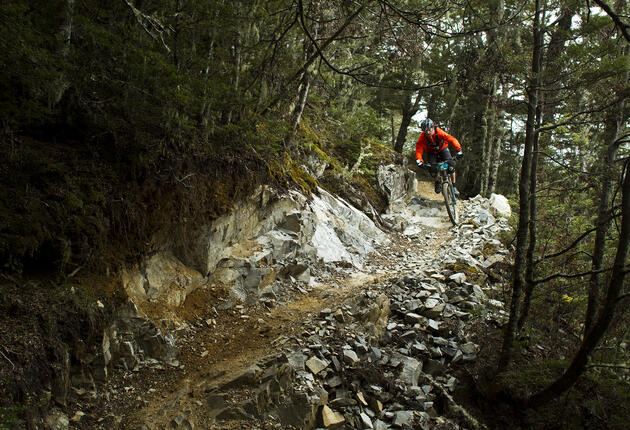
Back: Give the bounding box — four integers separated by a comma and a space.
442, 181, 458, 226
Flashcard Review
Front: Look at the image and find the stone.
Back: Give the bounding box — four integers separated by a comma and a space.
370, 347, 382, 362
321, 405, 345, 428
288, 353, 307, 371
343, 349, 360, 364
411, 343, 428, 355
326, 376, 343, 388
427, 319, 440, 332
448, 273, 466, 284
306, 357, 329, 375
460, 342, 478, 355
393, 411, 415, 427
278, 389, 328, 429
398, 357, 422, 386
489, 193, 511, 218
45, 409, 69, 430
215, 406, 251, 421
70, 411, 85, 423
373, 419, 389, 430
404, 312, 422, 323
207, 393, 228, 417
218, 365, 262, 389
356, 391, 368, 406
360, 412, 374, 429
168, 415, 193, 429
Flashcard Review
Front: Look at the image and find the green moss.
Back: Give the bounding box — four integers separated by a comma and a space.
267, 152, 318, 196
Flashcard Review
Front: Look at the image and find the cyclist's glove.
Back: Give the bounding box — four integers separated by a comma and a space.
456, 150, 464, 160
417, 160, 431, 171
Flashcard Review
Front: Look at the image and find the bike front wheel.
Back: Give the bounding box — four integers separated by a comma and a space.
442, 182, 458, 226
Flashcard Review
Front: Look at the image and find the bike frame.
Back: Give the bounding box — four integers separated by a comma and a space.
432, 161, 459, 226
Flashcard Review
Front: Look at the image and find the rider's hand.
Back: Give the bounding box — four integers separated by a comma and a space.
416, 160, 425, 169
456, 150, 464, 160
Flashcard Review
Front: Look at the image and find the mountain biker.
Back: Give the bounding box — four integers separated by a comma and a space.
415, 118, 463, 196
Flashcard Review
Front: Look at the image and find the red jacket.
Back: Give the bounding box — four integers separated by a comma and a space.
415, 127, 462, 162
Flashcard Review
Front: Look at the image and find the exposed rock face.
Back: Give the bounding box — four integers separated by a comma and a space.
122, 252, 205, 306
489, 193, 511, 218
179, 193, 510, 430
122, 185, 389, 311
98, 182, 393, 377
66, 163, 513, 430
377, 163, 417, 203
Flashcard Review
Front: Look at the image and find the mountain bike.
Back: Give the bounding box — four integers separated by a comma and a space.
431, 161, 458, 226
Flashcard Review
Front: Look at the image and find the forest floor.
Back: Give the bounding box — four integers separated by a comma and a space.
66, 181, 457, 429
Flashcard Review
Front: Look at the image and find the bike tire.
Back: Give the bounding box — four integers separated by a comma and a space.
442, 182, 458, 226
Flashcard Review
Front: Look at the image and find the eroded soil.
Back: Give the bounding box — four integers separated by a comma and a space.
68, 181, 453, 429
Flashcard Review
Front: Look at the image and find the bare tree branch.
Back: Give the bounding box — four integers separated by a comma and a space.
591, 0, 630, 43
533, 267, 612, 286
123, 0, 172, 52
535, 226, 599, 264
296, 0, 447, 90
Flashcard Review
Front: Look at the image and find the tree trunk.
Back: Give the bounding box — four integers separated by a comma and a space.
287, 70, 311, 146
497, 0, 544, 372
52, 0, 75, 107
394, 90, 421, 153
585, 100, 626, 333
482, 76, 500, 196
518, 100, 543, 330
488, 106, 506, 194
526, 159, 630, 408
226, 32, 242, 124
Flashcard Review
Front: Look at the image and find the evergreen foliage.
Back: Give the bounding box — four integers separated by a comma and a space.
1, 0, 629, 426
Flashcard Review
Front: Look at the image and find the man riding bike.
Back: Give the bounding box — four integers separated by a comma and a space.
415, 118, 463, 196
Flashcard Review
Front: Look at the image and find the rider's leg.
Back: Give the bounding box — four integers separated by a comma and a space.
440, 148, 459, 196
427, 152, 441, 194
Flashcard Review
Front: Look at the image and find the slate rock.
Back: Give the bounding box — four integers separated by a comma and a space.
321, 405, 345, 428
398, 357, 422, 386
306, 356, 329, 374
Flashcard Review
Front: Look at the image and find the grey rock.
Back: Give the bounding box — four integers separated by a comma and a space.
411, 343, 428, 355
460, 342, 478, 355
449, 273, 466, 284
218, 365, 262, 389
343, 349, 360, 364
288, 353, 307, 371
360, 412, 374, 429
373, 419, 389, 430
423, 402, 438, 417
326, 375, 343, 388
392, 410, 415, 427
398, 357, 422, 386
45, 409, 69, 430
404, 313, 422, 323
306, 356, 329, 375
168, 415, 193, 429
427, 319, 440, 332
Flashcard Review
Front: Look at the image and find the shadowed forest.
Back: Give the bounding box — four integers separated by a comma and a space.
1, 0, 629, 428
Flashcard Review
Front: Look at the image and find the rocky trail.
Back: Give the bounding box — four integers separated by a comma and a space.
58, 170, 512, 430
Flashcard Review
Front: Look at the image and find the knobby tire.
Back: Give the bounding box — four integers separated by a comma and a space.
442, 181, 458, 226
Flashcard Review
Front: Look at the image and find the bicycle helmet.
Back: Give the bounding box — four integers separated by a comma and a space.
420, 118, 435, 132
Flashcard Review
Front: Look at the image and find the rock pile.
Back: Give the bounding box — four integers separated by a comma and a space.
178, 195, 510, 429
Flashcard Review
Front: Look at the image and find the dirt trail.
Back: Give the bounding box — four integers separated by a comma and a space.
70, 180, 453, 429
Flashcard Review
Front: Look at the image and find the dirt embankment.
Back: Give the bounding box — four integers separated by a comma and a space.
62, 179, 454, 429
